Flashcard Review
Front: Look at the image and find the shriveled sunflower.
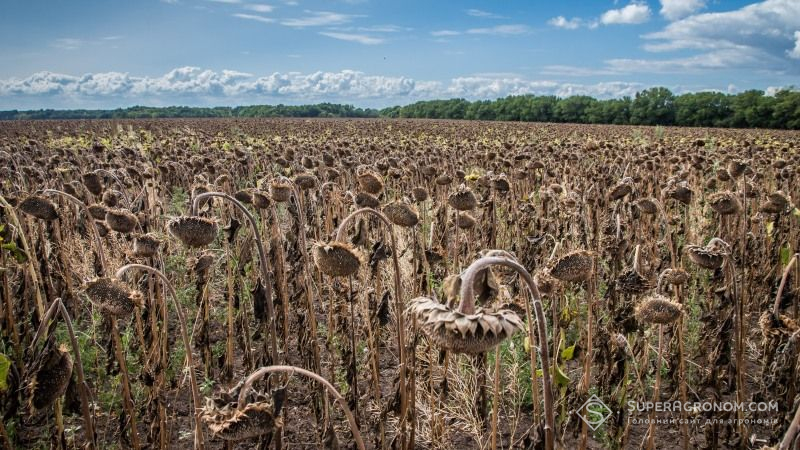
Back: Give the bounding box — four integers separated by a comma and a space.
312, 241, 363, 277
635, 294, 683, 325
25, 342, 73, 412
550, 250, 594, 283
685, 238, 729, 270
200, 387, 283, 441
84, 277, 145, 319
409, 297, 524, 354
168, 216, 219, 248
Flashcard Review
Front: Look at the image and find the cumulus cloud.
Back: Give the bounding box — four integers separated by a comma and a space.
659, 0, 705, 21
548, 16, 582, 30
643, 0, 800, 70
318, 32, 383, 45
600, 2, 651, 25
789, 31, 800, 59
0, 67, 654, 109
552, 0, 800, 76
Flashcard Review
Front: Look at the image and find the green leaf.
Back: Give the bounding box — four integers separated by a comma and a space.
535, 364, 571, 387
554, 364, 570, 386
0, 353, 10, 392
561, 344, 576, 361
766, 221, 774, 235
793, 208, 800, 218
1, 242, 28, 264
781, 246, 793, 266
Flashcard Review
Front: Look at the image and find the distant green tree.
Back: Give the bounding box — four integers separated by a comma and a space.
630, 87, 676, 125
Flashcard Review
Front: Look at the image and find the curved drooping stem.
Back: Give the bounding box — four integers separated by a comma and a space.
43, 189, 107, 274
237, 365, 365, 450
780, 347, 800, 449
28, 298, 96, 450
191, 192, 278, 364
93, 169, 131, 205
335, 207, 408, 444
115, 264, 205, 450
0, 193, 46, 319
773, 253, 799, 317
459, 255, 555, 450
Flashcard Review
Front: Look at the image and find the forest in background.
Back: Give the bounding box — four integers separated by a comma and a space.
2, 87, 799, 129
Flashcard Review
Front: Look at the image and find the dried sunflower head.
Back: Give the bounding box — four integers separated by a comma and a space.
84, 277, 144, 319
269, 180, 292, 203
533, 268, 559, 295
293, 173, 317, 190
168, 216, 219, 248
233, 190, 253, 205
354, 191, 380, 208
409, 297, 524, 354
659, 268, 690, 286
550, 250, 594, 283
132, 233, 161, 258
456, 212, 476, 229
251, 190, 271, 209
412, 186, 429, 202
312, 241, 363, 277
383, 200, 419, 228
82, 172, 104, 196
26, 343, 73, 412
685, 238, 729, 270
357, 170, 384, 195
448, 185, 477, 211
617, 267, 655, 296
105, 208, 138, 233
635, 294, 683, 325
609, 177, 634, 201
87, 203, 108, 220
708, 191, 741, 215
635, 198, 660, 215
19, 195, 59, 221
200, 387, 283, 441
662, 180, 693, 205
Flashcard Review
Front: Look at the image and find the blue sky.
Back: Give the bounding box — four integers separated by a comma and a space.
1, 0, 798, 109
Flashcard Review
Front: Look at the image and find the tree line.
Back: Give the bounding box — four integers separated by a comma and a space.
0, 103, 378, 120
1, 87, 798, 129
380, 88, 800, 130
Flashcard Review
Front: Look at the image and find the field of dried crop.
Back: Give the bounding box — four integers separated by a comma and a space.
0, 118, 799, 449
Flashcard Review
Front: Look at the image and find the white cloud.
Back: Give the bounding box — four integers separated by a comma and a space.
207, 0, 242, 4
643, 0, 800, 70
548, 16, 582, 30
51, 38, 84, 50
600, 2, 651, 25
318, 32, 384, 45
0, 67, 652, 108
466, 24, 530, 35
233, 13, 274, 24
659, 0, 705, 21
431, 30, 460, 37
466, 9, 503, 19
789, 31, 800, 59
280, 11, 360, 27
356, 25, 410, 33
242, 4, 274, 13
